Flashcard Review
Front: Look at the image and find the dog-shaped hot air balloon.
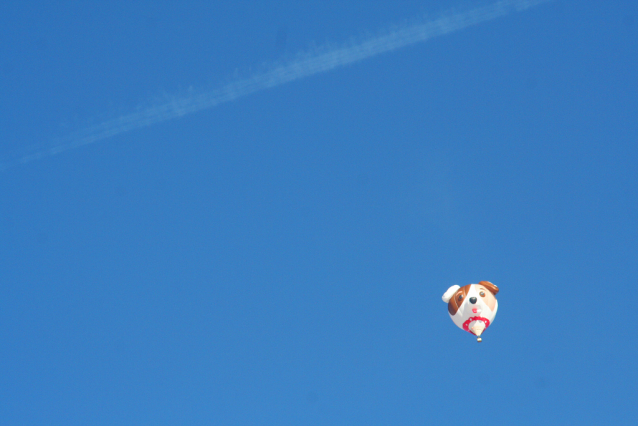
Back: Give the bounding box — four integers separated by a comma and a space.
442, 281, 499, 342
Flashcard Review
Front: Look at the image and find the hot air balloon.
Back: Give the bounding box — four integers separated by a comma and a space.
442, 281, 499, 342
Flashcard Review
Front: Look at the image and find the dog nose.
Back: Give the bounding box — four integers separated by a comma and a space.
469, 297, 477, 304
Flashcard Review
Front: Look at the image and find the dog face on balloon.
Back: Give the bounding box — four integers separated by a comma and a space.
442, 281, 499, 337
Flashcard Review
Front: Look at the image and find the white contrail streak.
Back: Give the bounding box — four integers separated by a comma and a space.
3, 0, 550, 169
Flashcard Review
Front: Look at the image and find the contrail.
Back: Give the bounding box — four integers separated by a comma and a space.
2, 0, 551, 170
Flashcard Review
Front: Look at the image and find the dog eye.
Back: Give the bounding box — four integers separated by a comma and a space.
457, 294, 463, 301
479, 291, 485, 297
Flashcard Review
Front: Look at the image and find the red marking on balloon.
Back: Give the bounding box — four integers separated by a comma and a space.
463, 317, 491, 335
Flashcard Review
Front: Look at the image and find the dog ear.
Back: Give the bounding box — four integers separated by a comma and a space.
479, 281, 499, 296
442, 285, 460, 303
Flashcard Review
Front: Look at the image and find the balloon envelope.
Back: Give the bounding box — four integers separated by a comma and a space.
442, 281, 499, 341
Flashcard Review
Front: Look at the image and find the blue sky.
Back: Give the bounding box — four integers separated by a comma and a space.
1, 1, 637, 424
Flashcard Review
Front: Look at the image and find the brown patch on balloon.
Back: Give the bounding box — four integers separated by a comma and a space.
448, 284, 471, 316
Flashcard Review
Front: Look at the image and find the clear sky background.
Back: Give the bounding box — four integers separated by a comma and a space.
1, 1, 637, 424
